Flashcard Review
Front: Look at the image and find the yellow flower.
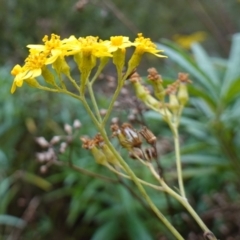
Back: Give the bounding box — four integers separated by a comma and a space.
27, 34, 67, 64
127, 33, 166, 73
173, 31, 207, 49
102, 36, 133, 52
10, 49, 46, 93
133, 33, 166, 57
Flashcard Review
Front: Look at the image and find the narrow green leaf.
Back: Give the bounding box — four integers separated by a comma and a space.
20, 171, 52, 191
222, 33, 240, 96
223, 77, 240, 103
181, 154, 227, 165
191, 42, 219, 87
0, 214, 26, 229
91, 221, 118, 240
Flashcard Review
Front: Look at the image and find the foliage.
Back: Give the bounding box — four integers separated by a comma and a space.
148, 33, 240, 238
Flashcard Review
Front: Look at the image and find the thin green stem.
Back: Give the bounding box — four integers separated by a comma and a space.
90, 57, 109, 85
87, 82, 102, 122
101, 81, 122, 127
146, 163, 217, 239
101, 71, 129, 127
160, 180, 217, 240
105, 163, 164, 191
173, 125, 186, 198
67, 74, 81, 93
80, 97, 184, 239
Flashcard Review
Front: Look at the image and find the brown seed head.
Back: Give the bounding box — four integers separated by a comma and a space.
121, 123, 142, 148
139, 126, 157, 146
178, 72, 192, 84
147, 68, 163, 82
129, 72, 141, 83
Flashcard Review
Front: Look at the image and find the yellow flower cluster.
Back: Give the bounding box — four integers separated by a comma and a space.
10, 33, 166, 93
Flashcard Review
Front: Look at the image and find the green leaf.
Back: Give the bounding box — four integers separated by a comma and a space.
222, 77, 240, 103
191, 42, 219, 87
91, 220, 118, 240
126, 214, 153, 240
0, 214, 26, 229
181, 154, 227, 166
20, 171, 52, 191
222, 33, 240, 97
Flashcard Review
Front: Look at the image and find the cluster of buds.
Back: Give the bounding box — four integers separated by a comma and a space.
129, 69, 191, 122
111, 123, 158, 162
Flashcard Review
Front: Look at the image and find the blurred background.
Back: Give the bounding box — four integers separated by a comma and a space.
1, 0, 240, 239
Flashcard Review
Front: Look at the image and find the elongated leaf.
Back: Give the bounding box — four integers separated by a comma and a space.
181, 154, 227, 165
126, 214, 153, 240
223, 77, 240, 103
191, 43, 219, 87
20, 171, 52, 191
0, 214, 26, 229
222, 33, 240, 96
91, 220, 118, 240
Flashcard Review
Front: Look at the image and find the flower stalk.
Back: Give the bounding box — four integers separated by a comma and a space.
11, 33, 217, 240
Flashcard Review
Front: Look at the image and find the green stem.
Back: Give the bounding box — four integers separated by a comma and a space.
80, 98, 184, 240
67, 74, 81, 93
87, 82, 102, 122
102, 82, 122, 127
101, 71, 129, 127
173, 125, 186, 198
160, 180, 217, 240
105, 163, 164, 191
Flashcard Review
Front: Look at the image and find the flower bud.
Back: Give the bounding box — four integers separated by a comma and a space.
169, 94, 180, 114
177, 83, 189, 105
91, 146, 107, 165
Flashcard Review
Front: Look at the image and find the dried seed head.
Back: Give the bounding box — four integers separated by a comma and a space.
178, 72, 192, 84
40, 165, 48, 174
111, 117, 119, 124
50, 136, 61, 145
36, 152, 47, 163
145, 147, 157, 161
64, 124, 72, 135
59, 142, 68, 153
73, 119, 82, 129
147, 68, 162, 82
35, 137, 49, 148
129, 72, 141, 83
100, 109, 107, 116
139, 126, 157, 146
129, 148, 144, 160
80, 136, 94, 149
121, 123, 142, 148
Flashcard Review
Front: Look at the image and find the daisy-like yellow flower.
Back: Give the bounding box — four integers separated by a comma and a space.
63, 35, 112, 57
128, 33, 166, 73
27, 34, 67, 65
102, 36, 133, 52
133, 33, 165, 57
10, 49, 46, 93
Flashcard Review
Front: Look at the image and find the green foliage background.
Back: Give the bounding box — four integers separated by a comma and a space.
1, 0, 240, 239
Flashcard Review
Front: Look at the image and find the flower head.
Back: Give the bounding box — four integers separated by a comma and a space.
133, 33, 166, 57
103, 36, 133, 52
10, 49, 47, 93
27, 34, 68, 65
